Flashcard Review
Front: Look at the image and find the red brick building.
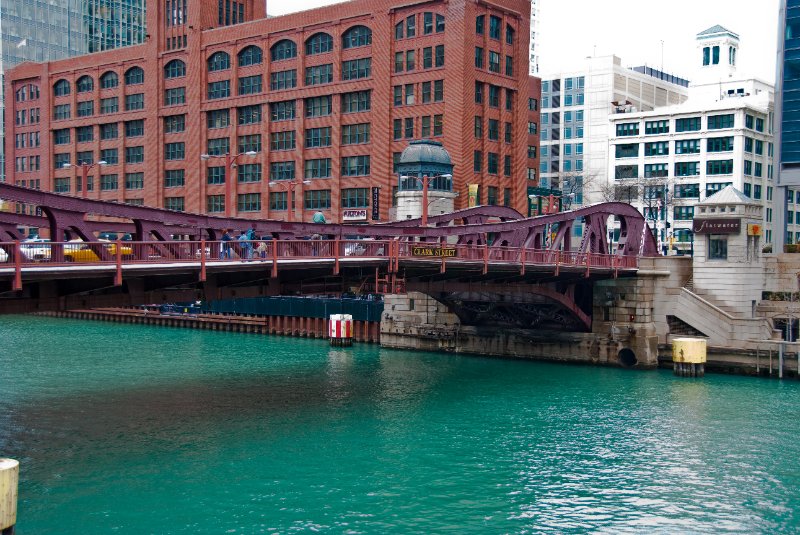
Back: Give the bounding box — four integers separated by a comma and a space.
6, 0, 534, 223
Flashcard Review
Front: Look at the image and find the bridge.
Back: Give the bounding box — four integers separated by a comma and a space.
0, 183, 658, 333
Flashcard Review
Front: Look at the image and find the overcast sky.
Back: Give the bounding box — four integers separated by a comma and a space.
267, 0, 781, 83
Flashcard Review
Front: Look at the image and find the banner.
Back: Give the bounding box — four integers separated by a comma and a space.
412, 246, 457, 257
342, 209, 367, 221
371, 187, 380, 220
468, 184, 479, 207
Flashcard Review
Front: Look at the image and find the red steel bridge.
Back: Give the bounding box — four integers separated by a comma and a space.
0, 184, 658, 328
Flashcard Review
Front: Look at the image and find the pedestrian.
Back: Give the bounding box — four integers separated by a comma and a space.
238, 229, 252, 260
220, 229, 233, 259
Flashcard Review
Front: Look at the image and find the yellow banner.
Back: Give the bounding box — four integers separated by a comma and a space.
468, 184, 479, 207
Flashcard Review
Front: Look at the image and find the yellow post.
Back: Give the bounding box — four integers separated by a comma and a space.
0, 458, 19, 534
672, 337, 707, 377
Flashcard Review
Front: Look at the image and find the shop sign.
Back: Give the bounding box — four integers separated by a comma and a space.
412, 246, 457, 257
692, 218, 741, 234
342, 209, 368, 221
371, 188, 380, 220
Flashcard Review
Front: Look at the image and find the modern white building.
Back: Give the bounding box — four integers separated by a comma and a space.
528, 0, 538, 74
538, 55, 689, 211
607, 25, 789, 252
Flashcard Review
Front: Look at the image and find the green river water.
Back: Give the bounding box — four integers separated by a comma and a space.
1, 315, 800, 534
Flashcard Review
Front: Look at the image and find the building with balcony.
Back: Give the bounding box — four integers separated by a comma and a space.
4, 0, 534, 224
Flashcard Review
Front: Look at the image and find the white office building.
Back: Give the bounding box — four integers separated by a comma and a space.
607, 25, 788, 252
538, 55, 689, 212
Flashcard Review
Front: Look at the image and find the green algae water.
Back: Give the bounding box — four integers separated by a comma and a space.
2, 316, 800, 534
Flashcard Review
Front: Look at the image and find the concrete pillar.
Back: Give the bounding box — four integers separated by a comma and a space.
0, 458, 19, 535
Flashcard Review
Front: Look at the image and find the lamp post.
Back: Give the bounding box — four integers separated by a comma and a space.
268, 178, 311, 222
200, 151, 257, 216
62, 160, 107, 197
399, 174, 452, 226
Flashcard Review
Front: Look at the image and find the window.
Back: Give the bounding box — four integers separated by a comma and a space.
237, 164, 262, 183
164, 169, 185, 188
342, 58, 371, 80
54, 104, 71, 120
305, 190, 331, 210
506, 24, 515, 45
125, 67, 144, 85
306, 33, 333, 55
615, 143, 638, 158
406, 15, 416, 38
476, 15, 484, 35
100, 97, 118, 114
126, 146, 144, 164
746, 114, 754, 129
706, 136, 736, 152
270, 69, 297, 90
527, 145, 537, 158
270, 191, 288, 211
208, 80, 230, 99
674, 183, 700, 198
304, 158, 332, 178
54, 129, 71, 145
342, 188, 369, 208
435, 45, 444, 68
474, 150, 483, 172
395, 21, 404, 40
644, 163, 668, 178
708, 114, 734, 129
206, 109, 229, 130
305, 64, 333, 86
125, 93, 144, 111
100, 71, 118, 88
488, 119, 499, 140
712, 45, 720, 65
645, 120, 669, 135
488, 51, 500, 73
164, 114, 185, 134
238, 104, 262, 125
644, 141, 668, 156
270, 161, 295, 181
675, 139, 700, 154
238, 134, 261, 153
755, 140, 764, 155
237, 45, 262, 67
77, 76, 94, 93
528, 122, 537, 134
164, 59, 186, 78
207, 166, 225, 184
614, 165, 638, 179
756, 117, 765, 132
708, 235, 728, 260
208, 51, 230, 71
744, 160, 753, 175
77, 101, 94, 117
755, 162, 763, 177
393, 119, 402, 140
207, 195, 225, 213
505, 55, 513, 77
271, 39, 297, 61
424, 12, 434, 34
744, 137, 754, 153
341, 155, 370, 176
504, 155, 511, 176
305, 127, 331, 148
488, 186, 498, 205
475, 82, 483, 103
342, 123, 370, 145
475, 47, 484, 68
165, 87, 186, 105
488, 152, 498, 174
54, 79, 71, 96
421, 116, 432, 138
238, 75, 262, 95
164, 197, 185, 211
675, 161, 699, 176
100, 123, 118, 140
616, 122, 639, 136
207, 137, 230, 156
125, 172, 144, 189
706, 159, 733, 175
165, 142, 185, 160
125, 120, 144, 137
343, 25, 372, 48
406, 50, 415, 71
743, 182, 752, 197
404, 84, 415, 105
474, 116, 483, 138
405, 117, 414, 138
270, 100, 295, 121
489, 15, 501, 40
488, 85, 500, 107
423, 47, 432, 69
305, 95, 331, 117
76, 126, 94, 143
342, 90, 371, 113
673, 206, 695, 221
54, 178, 71, 193
271, 131, 296, 151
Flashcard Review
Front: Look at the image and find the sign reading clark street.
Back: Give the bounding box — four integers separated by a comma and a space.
692, 218, 741, 235
412, 246, 458, 257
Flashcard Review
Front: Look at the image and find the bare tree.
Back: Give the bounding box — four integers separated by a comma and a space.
549, 169, 602, 209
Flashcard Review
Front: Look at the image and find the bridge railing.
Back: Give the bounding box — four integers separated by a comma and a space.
0, 239, 639, 271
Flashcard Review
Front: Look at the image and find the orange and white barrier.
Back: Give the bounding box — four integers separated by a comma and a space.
329, 314, 353, 347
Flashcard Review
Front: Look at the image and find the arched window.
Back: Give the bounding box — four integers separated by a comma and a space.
100, 71, 119, 89
237, 45, 263, 67
125, 66, 144, 85
207, 51, 230, 72
342, 25, 372, 49
164, 59, 186, 79
270, 39, 297, 61
76, 75, 94, 92
53, 79, 71, 96
305, 33, 333, 55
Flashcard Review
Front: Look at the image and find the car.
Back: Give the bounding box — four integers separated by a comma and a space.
98, 232, 133, 241
64, 239, 134, 262
20, 238, 51, 261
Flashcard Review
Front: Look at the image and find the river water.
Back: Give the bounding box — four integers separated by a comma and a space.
1, 316, 799, 533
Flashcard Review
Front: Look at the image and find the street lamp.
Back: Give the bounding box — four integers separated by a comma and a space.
200, 151, 257, 216
62, 160, 107, 197
398, 174, 452, 226
268, 179, 311, 222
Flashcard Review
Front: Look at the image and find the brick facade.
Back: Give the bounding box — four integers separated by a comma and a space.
5, 0, 534, 223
